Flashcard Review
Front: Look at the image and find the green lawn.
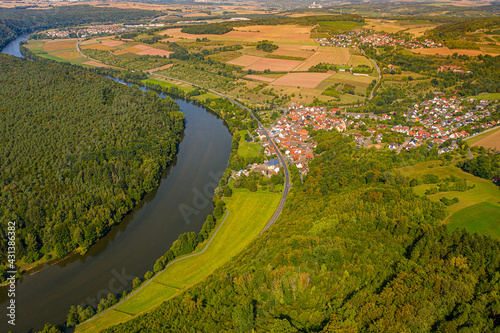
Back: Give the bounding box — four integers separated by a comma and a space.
192, 92, 220, 102
398, 160, 500, 223
447, 202, 500, 238
238, 130, 261, 159
76, 188, 280, 333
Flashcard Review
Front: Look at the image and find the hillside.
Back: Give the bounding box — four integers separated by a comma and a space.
102, 132, 500, 332
0, 55, 184, 274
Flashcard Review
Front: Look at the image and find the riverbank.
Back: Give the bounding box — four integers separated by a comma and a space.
76, 186, 281, 332
1, 34, 234, 333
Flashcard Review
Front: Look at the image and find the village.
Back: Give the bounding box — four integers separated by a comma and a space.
316, 32, 442, 49
235, 96, 498, 179
43, 24, 136, 38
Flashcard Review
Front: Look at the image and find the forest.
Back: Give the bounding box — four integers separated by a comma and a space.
0, 5, 158, 49
100, 132, 500, 333
0, 55, 185, 277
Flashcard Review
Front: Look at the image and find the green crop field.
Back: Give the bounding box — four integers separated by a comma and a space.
398, 161, 500, 229
76, 187, 280, 333
238, 130, 261, 159
447, 202, 500, 238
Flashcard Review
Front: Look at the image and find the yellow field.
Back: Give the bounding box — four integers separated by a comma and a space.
347, 55, 374, 67
160, 25, 314, 45
244, 57, 303, 72
270, 72, 333, 88
43, 40, 77, 52
365, 19, 408, 33
410, 47, 499, 57
272, 45, 316, 58
227, 54, 262, 67
51, 49, 82, 60
293, 48, 351, 71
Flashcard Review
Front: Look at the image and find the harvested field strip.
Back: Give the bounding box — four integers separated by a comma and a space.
227, 55, 262, 67
82, 61, 112, 68
470, 127, 500, 150
270, 72, 332, 88
81, 44, 115, 51
245, 75, 276, 82
102, 40, 125, 47
136, 48, 173, 56
43, 40, 77, 52
148, 64, 173, 73
410, 47, 498, 56
51, 49, 82, 60
293, 49, 351, 71
244, 58, 303, 72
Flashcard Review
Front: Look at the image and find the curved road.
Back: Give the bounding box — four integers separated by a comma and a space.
75, 45, 291, 232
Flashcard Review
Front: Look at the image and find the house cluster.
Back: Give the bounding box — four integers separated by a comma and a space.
256, 104, 347, 175
44, 25, 134, 38
360, 34, 442, 49
233, 159, 281, 178
315, 31, 366, 48
391, 96, 498, 151
437, 65, 472, 74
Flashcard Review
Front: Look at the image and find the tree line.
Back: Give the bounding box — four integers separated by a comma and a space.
0, 54, 185, 278
98, 131, 500, 333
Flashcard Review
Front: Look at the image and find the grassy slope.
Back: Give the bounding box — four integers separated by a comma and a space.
76, 188, 280, 333
237, 130, 261, 159
398, 160, 500, 222
469, 92, 500, 101
447, 202, 500, 238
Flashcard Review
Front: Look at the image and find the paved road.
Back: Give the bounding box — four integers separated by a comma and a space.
75, 52, 292, 233
223, 96, 291, 233
468, 148, 473, 160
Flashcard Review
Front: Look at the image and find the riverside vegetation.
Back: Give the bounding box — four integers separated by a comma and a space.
0, 54, 185, 276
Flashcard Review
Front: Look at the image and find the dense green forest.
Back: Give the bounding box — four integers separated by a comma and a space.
102, 132, 500, 332
0, 55, 184, 276
0, 5, 158, 48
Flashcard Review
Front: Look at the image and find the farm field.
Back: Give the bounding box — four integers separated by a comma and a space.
292, 47, 352, 71
75, 187, 280, 333
244, 57, 302, 72
245, 74, 276, 82
398, 161, 500, 226
469, 127, 500, 150
270, 72, 333, 89
447, 202, 500, 238
25, 38, 88, 64
24, 22, 375, 106
410, 47, 499, 57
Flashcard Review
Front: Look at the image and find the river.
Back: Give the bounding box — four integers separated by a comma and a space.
1, 36, 232, 332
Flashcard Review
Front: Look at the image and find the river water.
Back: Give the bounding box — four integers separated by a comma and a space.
1, 36, 232, 332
